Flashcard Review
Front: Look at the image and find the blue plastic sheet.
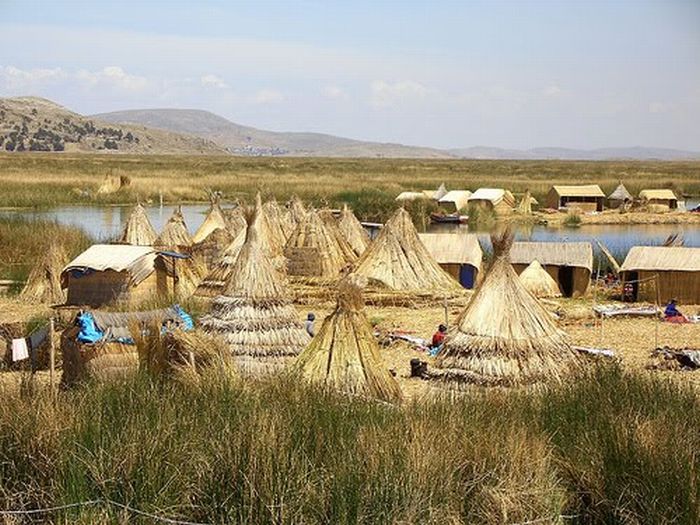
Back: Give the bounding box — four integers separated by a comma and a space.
76, 312, 104, 343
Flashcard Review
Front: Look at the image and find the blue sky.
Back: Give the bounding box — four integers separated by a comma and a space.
1, 0, 698, 150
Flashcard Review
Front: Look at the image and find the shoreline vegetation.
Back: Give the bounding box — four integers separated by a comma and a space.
0, 153, 698, 222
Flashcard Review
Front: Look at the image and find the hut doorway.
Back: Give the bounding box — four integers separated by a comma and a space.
558, 266, 574, 297
459, 265, 476, 289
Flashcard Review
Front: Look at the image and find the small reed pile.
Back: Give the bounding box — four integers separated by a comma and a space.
96, 174, 131, 194
19, 241, 68, 304
292, 274, 403, 403
519, 260, 562, 298
155, 206, 192, 248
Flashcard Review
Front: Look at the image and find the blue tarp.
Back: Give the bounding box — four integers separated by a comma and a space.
174, 304, 194, 331
76, 312, 104, 343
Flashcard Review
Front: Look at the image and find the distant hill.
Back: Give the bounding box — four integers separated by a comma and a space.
449, 145, 700, 161
0, 97, 226, 154
93, 108, 452, 158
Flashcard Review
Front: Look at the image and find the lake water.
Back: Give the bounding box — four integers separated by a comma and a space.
1, 203, 699, 260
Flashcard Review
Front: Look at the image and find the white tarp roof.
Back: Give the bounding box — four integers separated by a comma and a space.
62, 244, 157, 287
438, 190, 472, 210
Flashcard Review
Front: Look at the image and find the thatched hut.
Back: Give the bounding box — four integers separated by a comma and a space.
285, 210, 355, 278
19, 241, 68, 304
546, 185, 605, 212
519, 260, 562, 298
607, 184, 633, 209
119, 203, 157, 246
620, 246, 700, 304
61, 244, 173, 307
155, 206, 193, 248
338, 204, 370, 257
434, 183, 448, 201
638, 189, 678, 212
193, 201, 227, 243
292, 275, 402, 403
468, 188, 516, 215
510, 242, 593, 297
438, 191, 472, 213
433, 230, 579, 387
418, 233, 482, 289
353, 208, 461, 293
200, 208, 309, 374
319, 210, 358, 261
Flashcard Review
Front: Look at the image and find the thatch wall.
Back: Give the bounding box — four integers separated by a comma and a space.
65, 269, 167, 307
622, 271, 700, 304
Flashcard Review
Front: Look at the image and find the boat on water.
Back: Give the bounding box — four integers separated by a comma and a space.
430, 212, 469, 224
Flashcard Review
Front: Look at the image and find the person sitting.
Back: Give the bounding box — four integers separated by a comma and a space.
305, 312, 316, 337
664, 299, 688, 323
428, 324, 447, 356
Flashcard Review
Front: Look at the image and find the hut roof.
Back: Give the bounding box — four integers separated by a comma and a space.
192, 202, 227, 243
519, 260, 562, 298
155, 207, 192, 248
438, 190, 472, 211
468, 188, 516, 206
639, 189, 677, 201
510, 242, 593, 271
353, 208, 461, 292
338, 204, 370, 257
620, 246, 700, 273
285, 210, 355, 278
293, 275, 402, 403
608, 183, 633, 201
434, 230, 579, 387
61, 244, 156, 287
418, 233, 483, 272
550, 185, 605, 198
200, 207, 309, 369
434, 183, 448, 200
20, 241, 68, 304
119, 203, 157, 246
395, 191, 426, 202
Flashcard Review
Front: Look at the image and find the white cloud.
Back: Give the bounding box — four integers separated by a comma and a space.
200, 74, 228, 89
75, 66, 150, 92
370, 80, 429, 108
0, 65, 151, 94
322, 85, 347, 100
253, 88, 285, 104
0, 65, 66, 91
543, 84, 564, 97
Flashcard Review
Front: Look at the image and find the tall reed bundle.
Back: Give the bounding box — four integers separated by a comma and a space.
353, 207, 460, 292
319, 209, 358, 262
222, 205, 247, 237
191, 227, 233, 270
434, 229, 579, 387
194, 227, 246, 297
201, 207, 309, 374
96, 174, 131, 194
292, 274, 402, 403
19, 241, 68, 304
285, 210, 355, 278
516, 190, 534, 215
338, 204, 370, 257
289, 196, 307, 226
518, 260, 562, 298
155, 206, 192, 248
263, 198, 293, 244
119, 202, 157, 246
192, 200, 227, 244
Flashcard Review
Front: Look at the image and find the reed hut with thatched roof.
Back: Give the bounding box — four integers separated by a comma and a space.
19, 241, 68, 304
193, 200, 228, 244
338, 204, 370, 257
433, 230, 579, 387
292, 274, 402, 403
438, 191, 472, 213
285, 210, 355, 278
546, 185, 605, 212
353, 208, 461, 293
222, 205, 247, 237
155, 206, 193, 249
620, 246, 700, 304
510, 242, 593, 298
97, 174, 131, 194
607, 183, 633, 209
468, 188, 516, 215
200, 208, 309, 374
418, 233, 482, 289
519, 260, 562, 298
119, 203, 157, 246
319, 209, 358, 261
638, 189, 678, 212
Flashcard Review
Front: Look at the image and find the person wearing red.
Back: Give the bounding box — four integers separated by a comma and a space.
429, 324, 447, 356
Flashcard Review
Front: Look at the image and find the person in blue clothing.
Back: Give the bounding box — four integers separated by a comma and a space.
664, 299, 688, 323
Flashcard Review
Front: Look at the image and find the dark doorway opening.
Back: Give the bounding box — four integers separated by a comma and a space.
558, 266, 574, 297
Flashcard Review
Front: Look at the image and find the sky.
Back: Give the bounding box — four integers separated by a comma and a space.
0, 0, 698, 150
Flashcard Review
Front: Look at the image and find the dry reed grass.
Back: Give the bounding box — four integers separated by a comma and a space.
119, 202, 157, 246
518, 260, 562, 298
19, 241, 68, 304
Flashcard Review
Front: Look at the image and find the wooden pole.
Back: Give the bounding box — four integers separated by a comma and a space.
654, 274, 660, 349
48, 317, 56, 401
443, 295, 449, 329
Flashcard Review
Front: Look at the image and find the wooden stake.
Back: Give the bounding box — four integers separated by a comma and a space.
48, 317, 56, 401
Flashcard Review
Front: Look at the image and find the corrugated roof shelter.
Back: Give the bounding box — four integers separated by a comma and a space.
61, 245, 172, 307
620, 246, 700, 304
418, 233, 483, 289
468, 188, 516, 215
510, 241, 593, 297
546, 185, 605, 212
639, 189, 678, 211
438, 190, 472, 213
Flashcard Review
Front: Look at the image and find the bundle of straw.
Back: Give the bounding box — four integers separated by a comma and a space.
193, 199, 227, 244
19, 241, 68, 304
518, 260, 562, 298
119, 203, 157, 246
338, 204, 370, 257
155, 206, 192, 248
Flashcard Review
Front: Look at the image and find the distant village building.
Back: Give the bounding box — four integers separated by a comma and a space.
438, 190, 472, 213
467, 188, 516, 215
620, 246, 700, 304
510, 241, 593, 297
638, 189, 678, 212
418, 233, 483, 289
546, 185, 605, 212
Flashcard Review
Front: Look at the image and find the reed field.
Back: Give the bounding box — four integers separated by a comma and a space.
0, 367, 696, 524
1, 153, 699, 222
